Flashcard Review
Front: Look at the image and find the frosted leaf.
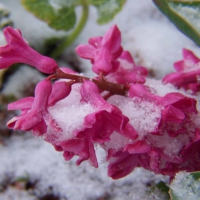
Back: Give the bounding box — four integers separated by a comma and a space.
170, 171, 200, 200
169, 3, 200, 32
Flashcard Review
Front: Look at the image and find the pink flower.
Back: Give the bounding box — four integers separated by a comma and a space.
76, 25, 122, 75
106, 51, 148, 84
7, 79, 52, 134
79, 80, 138, 141
128, 84, 197, 125
7, 79, 71, 135
54, 138, 98, 168
159, 138, 200, 176
0, 26, 58, 74
163, 49, 200, 93
108, 151, 139, 179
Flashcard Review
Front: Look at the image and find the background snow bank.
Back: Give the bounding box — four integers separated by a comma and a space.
0, 134, 168, 200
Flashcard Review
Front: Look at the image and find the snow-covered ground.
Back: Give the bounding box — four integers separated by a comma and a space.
0, 0, 200, 199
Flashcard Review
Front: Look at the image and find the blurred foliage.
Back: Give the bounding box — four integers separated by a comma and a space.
21, 0, 126, 31
153, 0, 200, 46
88, 0, 126, 24
0, 7, 13, 30
21, 0, 76, 31
0, 69, 8, 88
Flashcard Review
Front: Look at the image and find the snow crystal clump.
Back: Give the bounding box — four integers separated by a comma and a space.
110, 95, 161, 139
48, 84, 97, 141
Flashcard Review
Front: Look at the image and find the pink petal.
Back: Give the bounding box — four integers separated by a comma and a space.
3, 26, 27, 51
162, 105, 185, 123
76, 44, 95, 59
102, 25, 121, 54
32, 79, 52, 111
8, 97, 34, 110
88, 36, 102, 48
13, 111, 43, 131
108, 152, 138, 179
162, 72, 184, 87
125, 141, 151, 154
81, 80, 109, 108
120, 51, 134, 63
60, 67, 77, 74
182, 48, 200, 64
174, 60, 185, 72
92, 59, 113, 75
48, 81, 71, 106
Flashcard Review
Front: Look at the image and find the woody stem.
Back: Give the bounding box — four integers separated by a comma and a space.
47, 69, 129, 96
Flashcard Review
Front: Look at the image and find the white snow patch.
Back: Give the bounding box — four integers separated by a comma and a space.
109, 95, 162, 139
47, 84, 97, 142
147, 132, 191, 158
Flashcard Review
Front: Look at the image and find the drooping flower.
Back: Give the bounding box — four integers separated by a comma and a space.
76, 25, 122, 75
79, 80, 138, 141
7, 79, 72, 135
100, 81, 198, 179
47, 80, 138, 168
0, 26, 58, 74
4, 25, 200, 181
128, 84, 197, 126
54, 138, 98, 168
163, 49, 200, 93
7, 79, 52, 135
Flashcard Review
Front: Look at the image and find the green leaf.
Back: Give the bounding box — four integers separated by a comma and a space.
21, 0, 76, 31
155, 181, 170, 194
190, 171, 200, 180
0, 69, 8, 88
169, 189, 180, 200
153, 0, 200, 46
89, 0, 126, 24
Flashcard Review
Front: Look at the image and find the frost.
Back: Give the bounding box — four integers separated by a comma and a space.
47, 84, 96, 141
104, 132, 130, 151
110, 96, 162, 139
147, 131, 191, 157
170, 171, 200, 200
98, 0, 120, 14
129, 187, 169, 200
169, 3, 200, 32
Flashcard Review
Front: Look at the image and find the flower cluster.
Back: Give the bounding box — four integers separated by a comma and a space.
2, 25, 200, 179
163, 49, 200, 94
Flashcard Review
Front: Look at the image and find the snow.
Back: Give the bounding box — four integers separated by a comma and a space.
0, 133, 168, 200
0, 0, 200, 199
2, 66, 44, 98
170, 171, 200, 200
109, 95, 161, 139
147, 131, 191, 157
47, 84, 96, 141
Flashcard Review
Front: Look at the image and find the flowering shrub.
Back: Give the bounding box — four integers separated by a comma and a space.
2, 25, 200, 180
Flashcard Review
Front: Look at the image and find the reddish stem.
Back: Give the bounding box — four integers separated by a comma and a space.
47, 68, 129, 96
